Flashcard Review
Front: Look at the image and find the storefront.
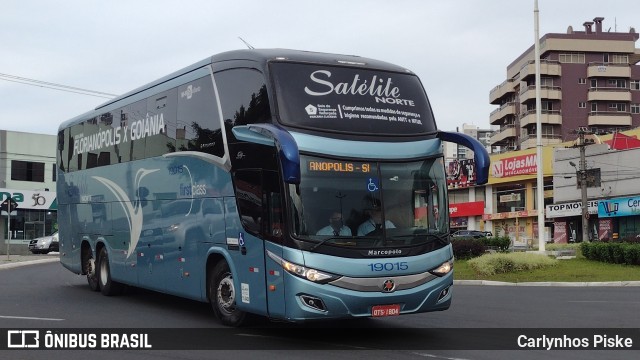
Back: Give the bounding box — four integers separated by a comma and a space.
484, 147, 555, 246
546, 200, 599, 243
449, 201, 485, 232
482, 209, 538, 246
598, 196, 640, 241
1, 188, 57, 244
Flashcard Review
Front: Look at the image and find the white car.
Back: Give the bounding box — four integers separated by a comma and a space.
28, 232, 59, 254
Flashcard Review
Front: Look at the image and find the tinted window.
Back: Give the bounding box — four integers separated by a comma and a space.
234, 169, 263, 235
11, 160, 44, 182
146, 88, 177, 158
176, 76, 224, 157
215, 69, 271, 141
270, 62, 436, 136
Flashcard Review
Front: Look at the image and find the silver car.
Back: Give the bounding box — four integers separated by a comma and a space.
28, 232, 59, 254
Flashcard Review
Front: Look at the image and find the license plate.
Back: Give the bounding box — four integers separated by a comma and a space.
371, 304, 401, 317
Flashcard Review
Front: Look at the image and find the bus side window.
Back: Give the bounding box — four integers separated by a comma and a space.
214, 68, 271, 142
233, 169, 263, 235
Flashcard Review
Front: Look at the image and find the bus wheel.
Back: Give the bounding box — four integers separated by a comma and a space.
209, 260, 246, 327
97, 247, 123, 296
84, 249, 99, 292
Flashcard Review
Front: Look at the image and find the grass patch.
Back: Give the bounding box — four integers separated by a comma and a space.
455, 257, 640, 282
468, 252, 557, 276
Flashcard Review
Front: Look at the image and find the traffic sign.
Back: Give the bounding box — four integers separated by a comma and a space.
0, 197, 19, 213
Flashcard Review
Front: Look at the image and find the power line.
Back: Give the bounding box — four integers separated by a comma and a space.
0, 72, 117, 99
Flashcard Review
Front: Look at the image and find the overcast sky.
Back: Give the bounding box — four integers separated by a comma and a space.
1, 0, 638, 136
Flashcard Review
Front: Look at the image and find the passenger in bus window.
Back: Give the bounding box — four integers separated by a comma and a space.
357, 203, 396, 236
316, 211, 352, 236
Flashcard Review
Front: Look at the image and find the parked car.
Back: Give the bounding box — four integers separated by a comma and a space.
451, 230, 489, 239
28, 231, 59, 254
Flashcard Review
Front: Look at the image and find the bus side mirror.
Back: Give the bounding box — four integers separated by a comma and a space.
233, 124, 301, 184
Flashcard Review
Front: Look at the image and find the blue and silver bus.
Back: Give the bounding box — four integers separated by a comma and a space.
56, 49, 489, 326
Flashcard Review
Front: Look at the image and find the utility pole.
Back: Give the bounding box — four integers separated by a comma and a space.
576, 129, 590, 242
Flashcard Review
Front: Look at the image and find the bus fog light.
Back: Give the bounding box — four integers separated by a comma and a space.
300, 295, 327, 311
438, 286, 451, 301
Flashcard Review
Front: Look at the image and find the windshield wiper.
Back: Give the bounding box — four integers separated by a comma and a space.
390, 233, 449, 245
310, 236, 382, 251
309, 237, 342, 251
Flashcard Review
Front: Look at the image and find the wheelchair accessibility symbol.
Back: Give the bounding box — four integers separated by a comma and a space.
367, 178, 379, 192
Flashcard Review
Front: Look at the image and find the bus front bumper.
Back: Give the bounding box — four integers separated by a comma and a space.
282, 270, 453, 322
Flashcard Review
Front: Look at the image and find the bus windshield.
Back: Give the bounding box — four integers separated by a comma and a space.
270, 62, 436, 136
288, 155, 449, 250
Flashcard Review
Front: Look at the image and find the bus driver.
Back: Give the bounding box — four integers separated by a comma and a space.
316, 211, 352, 236
357, 200, 396, 236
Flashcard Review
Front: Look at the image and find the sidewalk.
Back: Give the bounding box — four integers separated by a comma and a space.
0, 253, 59, 270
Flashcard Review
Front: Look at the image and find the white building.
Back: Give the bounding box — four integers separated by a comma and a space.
1, 130, 57, 250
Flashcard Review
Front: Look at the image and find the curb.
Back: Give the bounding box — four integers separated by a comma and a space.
0, 258, 59, 270
454, 279, 640, 287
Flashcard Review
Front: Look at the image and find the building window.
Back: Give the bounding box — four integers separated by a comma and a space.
52, 163, 57, 182
631, 81, 640, 90
603, 53, 609, 63
540, 77, 554, 87
578, 78, 586, 84
579, 102, 586, 108
612, 54, 629, 64
590, 79, 598, 88
591, 103, 598, 112
632, 104, 640, 114
609, 103, 626, 112
11, 160, 45, 182
607, 79, 626, 88
559, 53, 585, 63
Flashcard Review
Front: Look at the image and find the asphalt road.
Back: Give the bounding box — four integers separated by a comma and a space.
1, 262, 638, 359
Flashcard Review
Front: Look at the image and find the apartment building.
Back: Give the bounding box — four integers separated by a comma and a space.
489, 17, 640, 151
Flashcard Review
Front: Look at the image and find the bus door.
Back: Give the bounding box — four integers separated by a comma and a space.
227, 169, 285, 317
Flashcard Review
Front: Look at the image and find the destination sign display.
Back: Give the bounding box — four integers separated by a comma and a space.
308, 160, 372, 173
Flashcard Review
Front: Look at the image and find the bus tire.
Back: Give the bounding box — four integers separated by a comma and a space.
209, 260, 247, 327
97, 247, 123, 296
84, 247, 99, 292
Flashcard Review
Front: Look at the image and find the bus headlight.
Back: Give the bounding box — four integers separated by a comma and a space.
430, 259, 453, 276
267, 250, 339, 283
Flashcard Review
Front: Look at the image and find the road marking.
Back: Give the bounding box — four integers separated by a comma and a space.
0, 315, 64, 321
567, 301, 640, 304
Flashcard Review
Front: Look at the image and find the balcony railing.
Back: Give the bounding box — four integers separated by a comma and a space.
519, 134, 563, 149
519, 59, 561, 79
519, 85, 562, 102
587, 88, 632, 102
588, 112, 632, 126
490, 124, 517, 145
587, 63, 631, 78
490, 79, 516, 104
489, 102, 517, 124
520, 109, 562, 127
